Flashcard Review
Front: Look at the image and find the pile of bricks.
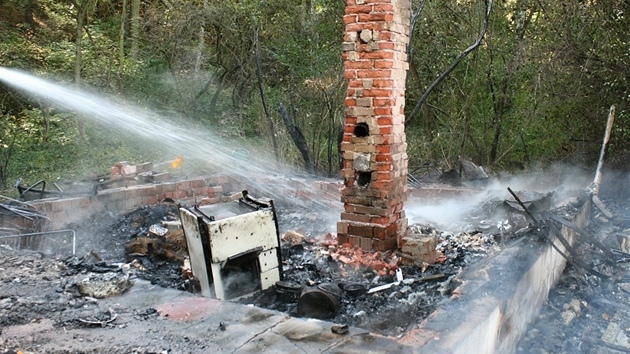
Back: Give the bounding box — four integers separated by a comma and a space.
111, 161, 170, 183
312, 232, 401, 276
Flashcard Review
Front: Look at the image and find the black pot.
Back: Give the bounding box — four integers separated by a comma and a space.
339, 282, 368, 297
275, 281, 302, 302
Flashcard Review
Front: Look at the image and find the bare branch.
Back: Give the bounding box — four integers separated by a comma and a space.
406, 0, 493, 127
407, 0, 428, 59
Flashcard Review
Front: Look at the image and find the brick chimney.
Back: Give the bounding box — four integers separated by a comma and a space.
337, 0, 410, 251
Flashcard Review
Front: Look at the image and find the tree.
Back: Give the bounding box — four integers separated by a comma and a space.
130, 0, 140, 61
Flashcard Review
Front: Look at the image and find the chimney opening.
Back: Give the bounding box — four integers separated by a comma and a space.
357, 171, 371, 187
354, 123, 369, 137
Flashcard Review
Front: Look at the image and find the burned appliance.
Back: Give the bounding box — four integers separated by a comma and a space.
179, 191, 283, 300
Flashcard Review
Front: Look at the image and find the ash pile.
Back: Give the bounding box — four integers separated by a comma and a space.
0, 186, 596, 339
65, 189, 588, 337
246, 225, 497, 337
248, 188, 588, 336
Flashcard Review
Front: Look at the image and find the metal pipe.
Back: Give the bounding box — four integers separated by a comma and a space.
0, 229, 76, 255
0, 227, 21, 236
0, 194, 30, 206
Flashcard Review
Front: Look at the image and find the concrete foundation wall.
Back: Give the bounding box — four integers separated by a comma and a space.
400, 199, 591, 353
27, 175, 343, 230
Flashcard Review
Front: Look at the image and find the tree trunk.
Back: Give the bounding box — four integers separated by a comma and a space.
118, 0, 127, 77
75, 4, 87, 142
278, 102, 314, 173
254, 25, 278, 162
75, 7, 83, 86
42, 105, 50, 143
23, 0, 35, 29
0, 117, 16, 190
195, 0, 208, 74
130, 0, 140, 61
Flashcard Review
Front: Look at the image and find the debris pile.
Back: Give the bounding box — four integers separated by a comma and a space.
4, 181, 620, 348
245, 221, 502, 336
517, 197, 630, 353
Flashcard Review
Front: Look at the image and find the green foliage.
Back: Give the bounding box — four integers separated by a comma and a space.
406, 0, 629, 171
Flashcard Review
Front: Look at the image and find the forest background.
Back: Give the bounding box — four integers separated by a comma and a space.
0, 0, 628, 193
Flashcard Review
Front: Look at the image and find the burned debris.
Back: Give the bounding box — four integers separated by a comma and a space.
4, 164, 630, 353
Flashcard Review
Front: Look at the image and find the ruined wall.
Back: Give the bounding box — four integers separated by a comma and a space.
28, 174, 341, 231
29, 177, 225, 230
338, 0, 411, 251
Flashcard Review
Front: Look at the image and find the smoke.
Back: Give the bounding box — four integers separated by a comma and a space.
406, 163, 593, 230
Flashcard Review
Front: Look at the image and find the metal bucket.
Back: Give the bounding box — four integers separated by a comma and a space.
296, 282, 342, 320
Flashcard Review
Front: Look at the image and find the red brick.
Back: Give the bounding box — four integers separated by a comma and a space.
358, 13, 394, 22
354, 204, 394, 216
371, 79, 393, 88
348, 79, 364, 88
373, 98, 395, 106
375, 154, 393, 162
376, 145, 391, 153
362, 51, 395, 60
373, 163, 393, 172
343, 14, 358, 24
348, 224, 374, 238
175, 181, 190, 190
378, 117, 393, 125
342, 212, 371, 223
344, 70, 357, 79
357, 70, 392, 79
142, 195, 159, 205
346, 5, 373, 14
374, 60, 394, 69
374, 107, 393, 115
372, 180, 392, 190
377, 126, 392, 134
362, 88, 393, 97
373, 4, 395, 12
378, 42, 395, 50
173, 190, 187, 199
189, 178, 207, 188
345, 23, 364, 33
345, 60, 373, 69
337, 221, 349, 234
348, 236, 373, 251
337, 233, 349, 245
378, 31, 393, 41
372, 237, 398, 251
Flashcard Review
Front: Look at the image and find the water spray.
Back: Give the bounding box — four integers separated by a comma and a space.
0, 67, 341, 218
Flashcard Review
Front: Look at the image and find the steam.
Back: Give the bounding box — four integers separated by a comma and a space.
406, 164, 592, 230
